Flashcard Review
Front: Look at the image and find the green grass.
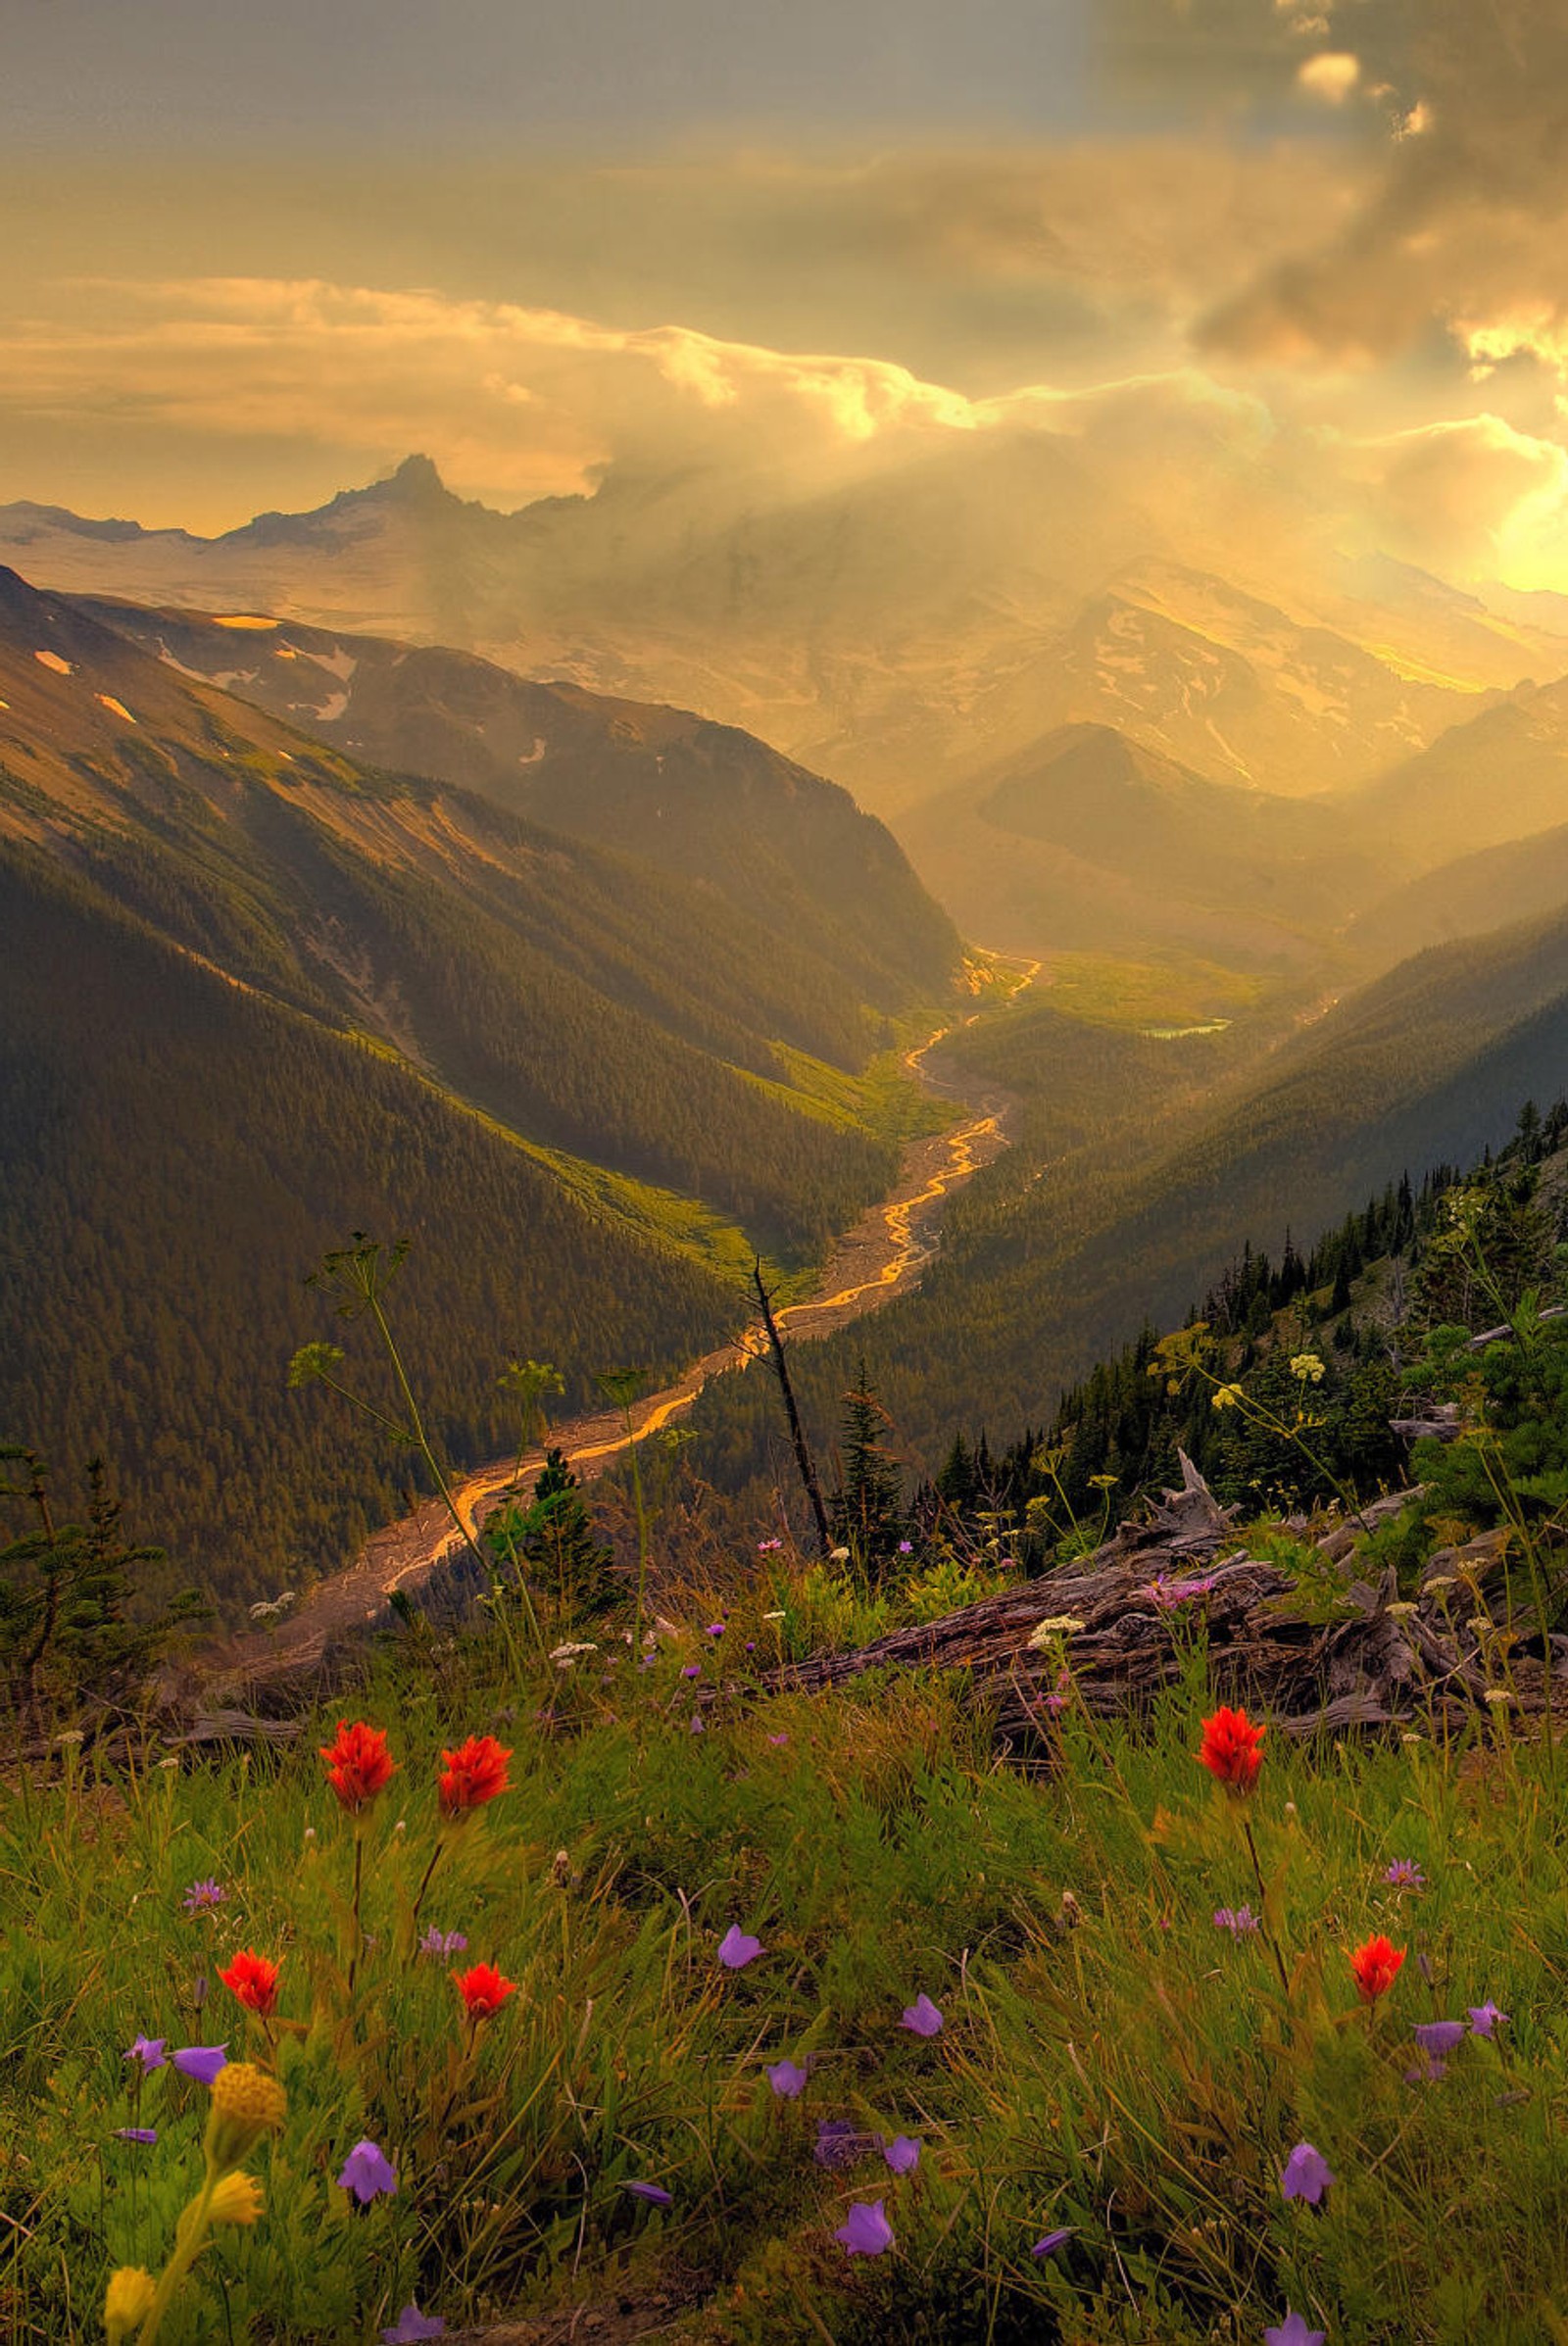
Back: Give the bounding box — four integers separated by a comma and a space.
6, 1548, 1568, 2344
1038, 953, 1270, 1034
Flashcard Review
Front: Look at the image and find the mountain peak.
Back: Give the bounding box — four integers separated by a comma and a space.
379, 453, 448, 501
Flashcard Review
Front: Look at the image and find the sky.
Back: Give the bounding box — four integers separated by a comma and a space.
4, 0, 1568, 592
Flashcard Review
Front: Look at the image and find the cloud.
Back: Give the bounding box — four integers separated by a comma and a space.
1198, 0, 1568, 384
1296, 51, 1360, 103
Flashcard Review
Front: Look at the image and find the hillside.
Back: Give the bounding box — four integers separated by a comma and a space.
0, 566, 964, 1609
68, 592, 959, 1013
897, 719, 1401, 964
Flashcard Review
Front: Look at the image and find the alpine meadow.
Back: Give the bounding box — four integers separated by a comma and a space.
12, 5, 1568, 2343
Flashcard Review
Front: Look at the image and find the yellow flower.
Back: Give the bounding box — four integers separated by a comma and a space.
204, 2062, 286, 2173
1289, 1353, 1326, 1384
1211, 1384, 1245, 1412
210, 2171, 265, 2227
1482, 1687, 1516, 1707
104, 2266, 157, 2341
1028, 1616, 1087, 1649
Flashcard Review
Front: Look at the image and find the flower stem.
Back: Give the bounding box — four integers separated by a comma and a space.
135, 2165, 220, 2343
347, 1826, 365, 1995
407, 1834, 447, 1947
1241, 1812, 1292, 1997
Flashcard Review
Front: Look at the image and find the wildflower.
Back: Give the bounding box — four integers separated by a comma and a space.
337, 2139, 398, 2203
181, 1879, 226, 1914
1289, 1353, 1326, 1384
766, 1733, 790, 1746
437, 1734, 512, 1817
1195, 1705, 1265, 1794
124, 2034, 168, 2071
681, 1665, 703, 1680
219, 1949, 280, 2016
550, 1641, 598, 1667
1213, 1905, 1261, 1934
835, 2200, 895, 2256
884, 2135, 921, 2174
1264, 2316, 1325, 2346
899, 1993, 944, 2037
1280, 2143, 1334, 2205
452, 1962, 516, 2022
1383, 1859, 1426, 1889
758, 1538, 783, 1553
1468, 2001, 1507, 2037
689, 1714, 705, 1734
622, 2180, 672, 2207
718, 1926, 763, 1969
1029, 1616, 1087, 1646
318, 1720, 396, 1812
418, 1927, 468, 1959
204, 2061, 286, 2170
767, 2059, 808, 2098
898, 1540, 914, 1555
1146, 1574, 1218, 1608
1349, 1932, 1405, 2003
172, 2044, 227, 2083
382, 2307, 446, 2344
762, 1608, 786, 1620
210, 2172, 265, 2226
706, 1621, 726, 1637
1032, 2228, 1072, 2258
1483, 1687, 1516, 1707
1384, 1601, 1418, 1618
1414, 2021, 1467, 2057
115, 2127, 158, 2145
828, 1545, 852, 1563
1211, 1384, 1245, 1411
103, 2268, 157, 2343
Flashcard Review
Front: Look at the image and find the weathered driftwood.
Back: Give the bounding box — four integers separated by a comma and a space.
761, 1455, 1559, 1752
1391, 1400, 1463, 1443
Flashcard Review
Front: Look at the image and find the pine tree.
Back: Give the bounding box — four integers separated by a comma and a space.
829, 1359, 906, 1584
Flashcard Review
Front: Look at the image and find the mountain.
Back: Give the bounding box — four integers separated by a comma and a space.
1355, 673, 1568, 867
65, 593, 957, 1013
0, 565, 960, 1608
0, 459, 1498, 819
896, 719, 1403, 966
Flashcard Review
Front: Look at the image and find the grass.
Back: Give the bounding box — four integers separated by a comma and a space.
6, 1538, 1568, 2344
1036, 953, 1270, 1034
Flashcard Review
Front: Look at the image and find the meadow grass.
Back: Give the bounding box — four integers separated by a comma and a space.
4, 1562, 1568, 2345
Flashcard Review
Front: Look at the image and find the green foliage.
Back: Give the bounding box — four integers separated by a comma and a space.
491, 1448, 617, 1616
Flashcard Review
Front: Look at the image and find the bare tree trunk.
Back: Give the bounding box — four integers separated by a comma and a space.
752, 1260, 832, 1556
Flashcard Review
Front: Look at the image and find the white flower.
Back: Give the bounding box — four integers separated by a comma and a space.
549, 1641, 599, 1668
1028, 1616, 1087, 1649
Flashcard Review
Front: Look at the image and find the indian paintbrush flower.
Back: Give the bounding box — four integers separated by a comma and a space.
218, 1949, 280, 2017
437, 1734, 513, 1817
1349, 1932, 1405, 2003
452, 1961, 516, 2021
1196, 1705, 1265, 1793
318, 1720, 396, 1812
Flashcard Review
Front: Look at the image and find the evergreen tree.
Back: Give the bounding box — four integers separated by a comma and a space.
507, 1447, 616, 1615
829, 1359, 906, 1583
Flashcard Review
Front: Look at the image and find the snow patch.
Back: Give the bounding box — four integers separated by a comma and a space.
33, 650, 72, 675
299, 645, 357, 682
517, 736, 548, 765
213, 614, 278, 631
315, 691, 350, 722
94, 693, 136, 724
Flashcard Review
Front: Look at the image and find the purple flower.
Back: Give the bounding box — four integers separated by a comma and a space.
706, 1622, 726, 1637
1414, 2021, 1467, 2057
1279, 2142, 1334, 2206
718, 1926, 762, 1970
1145, 1573, 1218, 1608
813, 2120, 877, 2170
899, 1993, 944, 2037
884, 2134, 921, 2175
746, 1640, 756, 1651
1469, 2001, 1507, 2037
172, 2045, 227, 2084
115, 2127, 158, 2145
898, 1541, 913, 1555
758, 1538, 782, 1553
124, 2035, 167, 2072
622, 2180, 672, 2207
417, 1928, 467, 1960
767, 2059, 808, 2099
1213, 1907, 1260, 1935
381, 2307, 445, 2344
689, 1715, 706, 1734
835, 2200, 894, 2256
338, 2139, 398, 2204
680, 1664, 702, 1681
1384, 1859, 1426, 1890
1264, 2315, 1326, 2346
1032, 2228, 1072, 2258
181, 1880, 226, 1914
766, 1734, 789, 1746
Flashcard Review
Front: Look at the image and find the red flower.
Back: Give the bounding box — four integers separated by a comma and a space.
219, 1949, 280, 2017
438, 1734, 513, 1818
452, 1961, 516, 2022
318, 1720, 396, 1812
1349, 1932, 1405, 2003
1195, 1705, 1265, 1794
